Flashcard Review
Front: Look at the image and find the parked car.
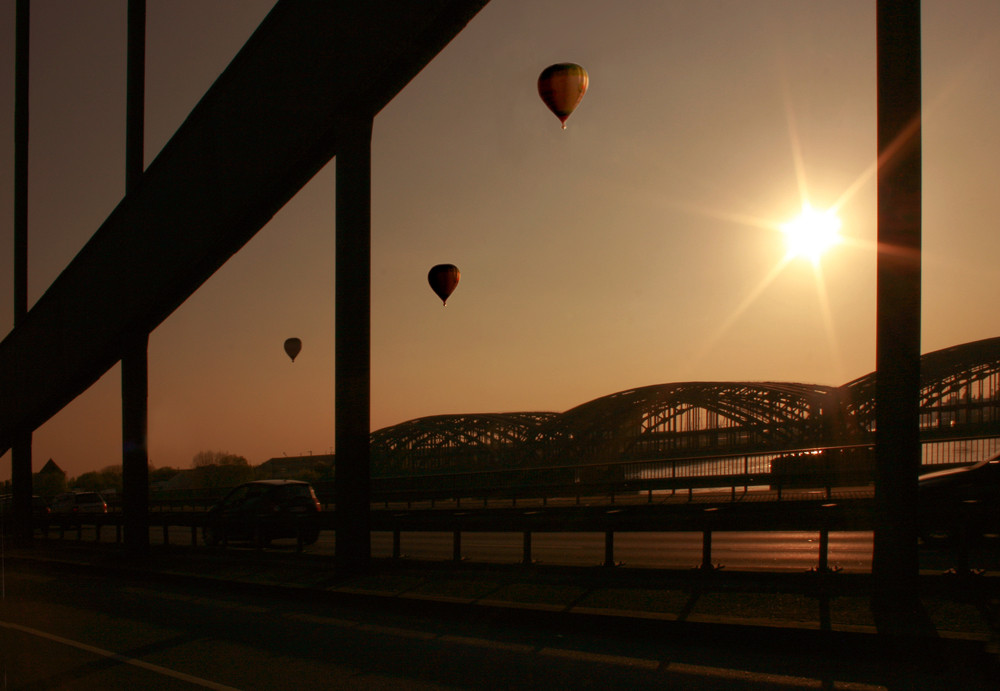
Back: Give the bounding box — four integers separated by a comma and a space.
50, 491, 108, 515
203, 479, 322, 547
0, 494, 50, 519
919, 454, 1000, 544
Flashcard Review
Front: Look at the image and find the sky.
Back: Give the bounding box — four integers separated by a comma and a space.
1, 1, 999, 481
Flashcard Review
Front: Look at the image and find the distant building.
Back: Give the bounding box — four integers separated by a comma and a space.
34, 458, 67, 497
38, 458, 65, 478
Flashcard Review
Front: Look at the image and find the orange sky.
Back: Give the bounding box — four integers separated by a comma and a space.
2, 1, 1000, 480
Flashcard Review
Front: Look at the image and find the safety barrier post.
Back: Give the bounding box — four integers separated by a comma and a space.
818, 529, 830, 572
452, 530, 462, 562
604, 530, 615, 567
701, 530, 713, 571
522, 531, 532, 564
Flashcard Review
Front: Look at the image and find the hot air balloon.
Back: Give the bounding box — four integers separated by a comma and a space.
283, 337, 302, 362
428, 264, 460, 305
538, 63, 588, 129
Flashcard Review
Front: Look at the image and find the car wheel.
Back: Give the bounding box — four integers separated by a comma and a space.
301, 529, 319, 546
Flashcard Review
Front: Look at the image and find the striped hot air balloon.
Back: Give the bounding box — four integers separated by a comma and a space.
538, 63, 588, 129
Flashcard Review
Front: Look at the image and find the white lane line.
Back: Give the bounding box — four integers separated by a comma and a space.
285, 612, 359, 628
356, 623, 438, 640
665, 661, 888, 690
284, 610, 881, 690
0, 619, 242, 691
539, 647, 661, 670
438, 635, 536, 654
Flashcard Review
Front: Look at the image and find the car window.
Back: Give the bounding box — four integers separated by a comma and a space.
275, 485, 311, 501
245, 485, 268, 500
77, 493, 102, 503
221, 486, 249, 507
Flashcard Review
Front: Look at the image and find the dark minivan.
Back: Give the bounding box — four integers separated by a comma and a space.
203, 479, 321, 547
919, 454, 1000, 543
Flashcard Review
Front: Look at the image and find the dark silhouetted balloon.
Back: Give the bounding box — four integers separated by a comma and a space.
284, 337, 302, 362
428, 264, 460, 305
538, 63, 588, 129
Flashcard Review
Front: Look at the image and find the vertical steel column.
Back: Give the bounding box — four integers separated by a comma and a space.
335, 116, 374, 575
701, 530, 713, 571
11, 0, 33, 546
873, 1, 923, 613
122, 0, 149, 553
818, 529, 830, 572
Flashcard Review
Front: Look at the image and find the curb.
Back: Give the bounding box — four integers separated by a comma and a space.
7, 548, 997, 666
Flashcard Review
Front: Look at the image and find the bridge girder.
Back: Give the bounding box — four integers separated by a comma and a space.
371, 338, 1000, 475
370, 412, 558, 475
0, 0, 491, 454
845, 336, 1000, 433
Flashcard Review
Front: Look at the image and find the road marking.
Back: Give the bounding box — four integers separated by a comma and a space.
285, 612, 359, 628
665, 661, 887, 690
438, 635, 536, 653
356, 623, 438, 640
539, 647, 660, 669
123, 587, 197, 602
285, 609, 882, 689
0, 619, 242, 691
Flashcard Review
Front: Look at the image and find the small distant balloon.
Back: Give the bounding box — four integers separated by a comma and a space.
283, 337, 302, 362
538, 63, 588, 129
428, 264, 460, 305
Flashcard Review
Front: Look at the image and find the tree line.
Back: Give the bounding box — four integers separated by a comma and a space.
3, 450, 334, 499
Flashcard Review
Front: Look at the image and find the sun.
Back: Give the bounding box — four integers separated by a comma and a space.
780, 203, 842, 265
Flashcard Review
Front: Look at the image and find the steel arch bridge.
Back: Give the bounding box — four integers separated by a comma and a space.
371, 337, 1000, 477
370, 413, 559, 476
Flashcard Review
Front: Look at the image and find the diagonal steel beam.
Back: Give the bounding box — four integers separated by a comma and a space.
0, 0, 490, 453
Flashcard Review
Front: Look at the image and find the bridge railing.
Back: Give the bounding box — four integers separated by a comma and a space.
25, 493, 993, 574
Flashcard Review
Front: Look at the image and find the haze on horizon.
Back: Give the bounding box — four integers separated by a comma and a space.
2, 1, 999, 481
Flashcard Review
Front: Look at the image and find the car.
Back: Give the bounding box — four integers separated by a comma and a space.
918, 455, 1000, 544
0, 494, 50, 519
203, 479, 322, 547
50, 491, 108, 515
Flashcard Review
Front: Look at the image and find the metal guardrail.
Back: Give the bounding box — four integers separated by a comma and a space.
25, 494, 879, 571
24, 490, 993, 574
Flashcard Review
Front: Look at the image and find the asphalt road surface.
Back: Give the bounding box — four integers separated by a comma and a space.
2, 558, 990, 690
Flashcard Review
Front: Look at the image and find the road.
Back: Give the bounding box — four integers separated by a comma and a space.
1, 558, 990, 690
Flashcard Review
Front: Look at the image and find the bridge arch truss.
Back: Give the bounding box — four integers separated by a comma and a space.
371, 338, 1000, 476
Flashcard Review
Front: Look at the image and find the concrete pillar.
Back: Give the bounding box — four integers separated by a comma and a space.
11, 0, 32, 546
335, 116, 374, 575
873, 0, 923, 620
121, 0, 150, 553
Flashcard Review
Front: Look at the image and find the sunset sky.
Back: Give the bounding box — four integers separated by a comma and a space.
2, 1, 999, 481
